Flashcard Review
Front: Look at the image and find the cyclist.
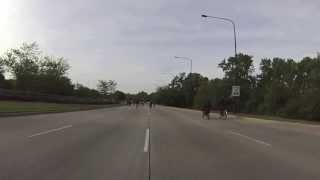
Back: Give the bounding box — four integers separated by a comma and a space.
218, 97, 228, 120
149, 100, 153, 109
202, 100, 212, 120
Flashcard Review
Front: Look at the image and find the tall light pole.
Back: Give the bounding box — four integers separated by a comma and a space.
174, 56, 193, 74
201, 14, 239, 113
201, 14, 237, 61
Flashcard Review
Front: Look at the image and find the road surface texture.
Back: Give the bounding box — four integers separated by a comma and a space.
0, 105, 319, 180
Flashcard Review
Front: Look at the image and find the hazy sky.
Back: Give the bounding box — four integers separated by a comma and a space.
0, 0, 319, 93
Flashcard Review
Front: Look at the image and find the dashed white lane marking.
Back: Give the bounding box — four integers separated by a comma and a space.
28, 125, 73, 138
228, 131, 271, 147
144, 128, 150, 152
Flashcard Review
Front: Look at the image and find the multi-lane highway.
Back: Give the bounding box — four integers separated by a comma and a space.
0, 105, 319, 180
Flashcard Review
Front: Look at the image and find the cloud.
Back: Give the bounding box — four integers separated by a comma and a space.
0, 0, 319, 93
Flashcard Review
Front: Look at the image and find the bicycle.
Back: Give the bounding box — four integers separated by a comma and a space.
220, 109, 228, 120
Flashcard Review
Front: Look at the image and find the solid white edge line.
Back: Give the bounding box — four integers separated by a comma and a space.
228, 131, 271, 147
144, 128, 150, 152
28, 125, 73, 138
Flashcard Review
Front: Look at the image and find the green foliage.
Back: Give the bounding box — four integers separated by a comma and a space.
73, 83, 101, 98
114, 90, 126, 101
135, 91, 149, 101
40, 56, 70, 78
0, 42, 74, 95
37, 56, 73, 95
1, 42, 40, 90
153, 53, 320, 120
97, 80, 117, 96
0, 42, 121, 102
194, 78, 231, 109
154, 86, 186, 107
154, 73, 208, 107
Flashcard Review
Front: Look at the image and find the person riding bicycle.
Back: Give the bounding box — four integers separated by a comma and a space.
217, 97, 229, 119
202, 100, 212, 120
149, 100, 153, 109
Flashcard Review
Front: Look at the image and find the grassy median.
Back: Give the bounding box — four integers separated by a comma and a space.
0, 100, 114, 115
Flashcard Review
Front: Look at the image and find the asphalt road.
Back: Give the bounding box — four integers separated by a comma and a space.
0, 105, 319, 180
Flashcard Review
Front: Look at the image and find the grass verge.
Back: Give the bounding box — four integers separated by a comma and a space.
237, 113, 320, 125
0, 100, 118, 116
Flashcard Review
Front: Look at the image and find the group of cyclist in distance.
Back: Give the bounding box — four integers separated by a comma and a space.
126, 97, 231, 120
126, 99, 155, 109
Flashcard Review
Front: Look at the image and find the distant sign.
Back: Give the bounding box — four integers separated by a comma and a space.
232, 86, 240, 97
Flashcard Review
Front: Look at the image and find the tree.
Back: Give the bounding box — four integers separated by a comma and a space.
0, 59, 5, 87
194, 78, 230, 109
114, 90, 126, 101
40, 56, 70, 78
74, 83, 101, 98
218, 53, 255, 111
1, 42, 41, 91
97, 80, 117, 96
37, 56, 73, 95
0, 42, 74, 95
182, 73, 208, 107
136, 91, 149, 101
153, 73, 208, 107
259, 58, 296, 114
154, 85, 185, 106
152, 53, 320, 120
218, 53, 254, 83
169, 73, 186, 89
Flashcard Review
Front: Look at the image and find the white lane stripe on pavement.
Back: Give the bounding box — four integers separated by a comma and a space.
28, 125, 73, 138
144, 128, 150, 152
228, 131, 271, 147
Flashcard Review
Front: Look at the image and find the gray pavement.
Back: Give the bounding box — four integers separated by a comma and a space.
0, 105, 319, 179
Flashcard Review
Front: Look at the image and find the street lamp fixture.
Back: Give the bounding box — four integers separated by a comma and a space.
201, 14, 240, 113
174, 56, 193, 74
201, 14, 237, 60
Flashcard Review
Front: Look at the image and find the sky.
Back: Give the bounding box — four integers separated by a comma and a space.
0, 0, 319, 93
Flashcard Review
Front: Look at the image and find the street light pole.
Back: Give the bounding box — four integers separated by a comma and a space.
201, 14, 237, 60
174, 56, 193, 74
201, 14, 239, 113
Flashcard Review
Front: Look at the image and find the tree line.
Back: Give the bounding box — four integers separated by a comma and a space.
0, 42, 125, 102
152, 53, 320, 120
